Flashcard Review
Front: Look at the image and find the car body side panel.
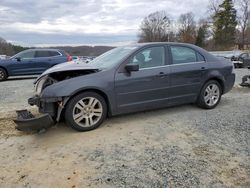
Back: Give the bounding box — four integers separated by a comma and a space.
168, 61, 207, 104
0, 50, 68, 76
33, 43, 235, 119
1, 58, 41, 75
30, 56, 68, 73
40, 69, 117, 115
114, 66, 170, 114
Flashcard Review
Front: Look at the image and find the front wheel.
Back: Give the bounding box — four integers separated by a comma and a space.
197, 80, 222, 109
0, 68, 8, 81
65, 92, 107, 131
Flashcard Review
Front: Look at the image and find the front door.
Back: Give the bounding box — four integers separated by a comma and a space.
9, 50, 38, 75
114, 46, 170, 114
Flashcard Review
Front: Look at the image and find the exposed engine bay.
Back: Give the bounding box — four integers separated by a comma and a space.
39, 69, 99, 92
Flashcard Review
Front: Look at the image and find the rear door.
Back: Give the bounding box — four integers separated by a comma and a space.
168, 45, 207, 104
33, 50, 57, 73
114, 45, 171, 114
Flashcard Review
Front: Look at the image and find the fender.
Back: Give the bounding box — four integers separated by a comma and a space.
204, 69, 225, 92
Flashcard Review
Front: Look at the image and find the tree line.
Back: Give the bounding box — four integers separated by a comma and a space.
0, 37, 28, 56
138, 0, 250, 50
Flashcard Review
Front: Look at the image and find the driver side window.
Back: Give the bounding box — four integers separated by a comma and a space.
128, 46, 165, 69
17, 51, 35, 59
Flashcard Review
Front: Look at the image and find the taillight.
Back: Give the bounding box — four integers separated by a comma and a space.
66, 53, 72, 62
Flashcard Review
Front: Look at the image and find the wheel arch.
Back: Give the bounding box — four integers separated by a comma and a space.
0, 66, 8, 77
64, 88, 112, 116
206, 77, 225, 94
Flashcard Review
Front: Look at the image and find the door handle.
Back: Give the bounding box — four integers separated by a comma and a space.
157, 72, 166, 78
201, 67, 206, 71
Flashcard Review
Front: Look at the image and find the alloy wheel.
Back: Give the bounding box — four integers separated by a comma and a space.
204, 83, 220, 107
72, 97, 103, 127
0, 70, 5, 80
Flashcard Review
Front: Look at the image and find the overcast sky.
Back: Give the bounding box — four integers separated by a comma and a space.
0, 0, 210, 47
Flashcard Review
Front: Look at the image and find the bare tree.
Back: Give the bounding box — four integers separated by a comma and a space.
237, 0, 250, 46
208, 0, 223, 15
0, 37, 14, 55
177, 12, 197, 44
138, 11, 171, 42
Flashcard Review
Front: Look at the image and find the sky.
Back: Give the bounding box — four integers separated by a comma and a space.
0, 0, 210, 47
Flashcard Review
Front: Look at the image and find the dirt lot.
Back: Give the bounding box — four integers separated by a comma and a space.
0, 70, 249, 187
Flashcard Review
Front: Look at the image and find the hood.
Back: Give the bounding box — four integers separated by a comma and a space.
0, 59, 11, 63
36, 61, 100, 82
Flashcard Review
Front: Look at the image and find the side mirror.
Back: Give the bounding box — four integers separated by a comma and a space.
15, 57, 21, 62
125, 64, 139, 72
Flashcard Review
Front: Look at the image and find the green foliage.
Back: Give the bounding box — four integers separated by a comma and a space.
0, 37, 29, 56
195, 27, 206, 47
11, 45, 29, 54
195, 22, 208, 47
213, 0, 237, 49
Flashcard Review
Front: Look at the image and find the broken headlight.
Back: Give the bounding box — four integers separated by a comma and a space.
35, 76, 48, 95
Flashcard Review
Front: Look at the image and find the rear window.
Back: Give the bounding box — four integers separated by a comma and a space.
49, 51, 60, 56
170, 46, 205, 64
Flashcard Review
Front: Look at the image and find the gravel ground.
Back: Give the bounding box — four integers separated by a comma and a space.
0, 76, 37, 114
0, 69, 249, 187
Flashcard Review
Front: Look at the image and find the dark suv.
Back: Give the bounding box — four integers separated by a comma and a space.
0, 49, 72, 81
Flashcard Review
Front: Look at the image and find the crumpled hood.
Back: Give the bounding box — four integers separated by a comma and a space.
35, 61, 100, 82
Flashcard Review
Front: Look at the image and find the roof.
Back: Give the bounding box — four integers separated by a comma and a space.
24, 48, 62, 51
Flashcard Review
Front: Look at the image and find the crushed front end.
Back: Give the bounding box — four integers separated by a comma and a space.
14, 76, 62, 131
14, 66, 99, 131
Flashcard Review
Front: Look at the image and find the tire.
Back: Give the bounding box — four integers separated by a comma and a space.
197, 80, 222, 109
64, 92, 107, 131
0, 68, 8, 81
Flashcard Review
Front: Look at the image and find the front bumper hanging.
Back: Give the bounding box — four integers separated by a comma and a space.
14, 110, 55, 131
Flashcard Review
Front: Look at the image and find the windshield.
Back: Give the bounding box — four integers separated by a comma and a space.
89, 46, 138, 68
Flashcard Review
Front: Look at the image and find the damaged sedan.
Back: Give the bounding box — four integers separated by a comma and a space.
15, 43, 235, 132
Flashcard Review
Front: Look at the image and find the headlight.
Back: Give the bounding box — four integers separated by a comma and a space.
35, 76, 48, 95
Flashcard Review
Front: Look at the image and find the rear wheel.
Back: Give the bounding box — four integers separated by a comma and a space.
65, 92, 107, 131
197, 80, 222, 109
0, 68, 7, 81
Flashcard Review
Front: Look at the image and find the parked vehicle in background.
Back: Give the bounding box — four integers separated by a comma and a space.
231, 52, 250, 68
0, 49, 72, 81
210, 50, 250, 68
72, 56, 96, 63
15, 42, 235, 132
72, 56, 78, 60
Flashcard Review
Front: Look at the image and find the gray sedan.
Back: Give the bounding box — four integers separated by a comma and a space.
15, 43, 235, 132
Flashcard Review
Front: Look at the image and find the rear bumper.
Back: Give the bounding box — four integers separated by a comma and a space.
224, 73, 235, 93
14, 110, 55, 131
